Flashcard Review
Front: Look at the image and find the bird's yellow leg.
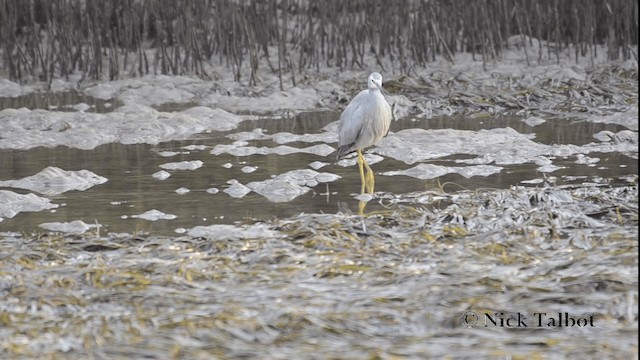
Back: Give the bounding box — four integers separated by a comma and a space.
358, 200, 367, 215
362, 155, 375, 194
356, 150, 366, 194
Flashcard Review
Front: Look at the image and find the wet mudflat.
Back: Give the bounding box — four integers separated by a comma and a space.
0, 104, 637, 358
0, 185, 637, 358
0, 56, 638, 359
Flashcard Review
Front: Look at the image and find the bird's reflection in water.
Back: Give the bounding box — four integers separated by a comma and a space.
337, 200, 369, 216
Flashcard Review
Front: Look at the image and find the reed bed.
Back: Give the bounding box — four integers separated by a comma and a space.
0, 0, 638, 84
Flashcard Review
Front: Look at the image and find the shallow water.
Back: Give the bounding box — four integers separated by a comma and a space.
0, 106, 636, 235
0, 89, 119, 113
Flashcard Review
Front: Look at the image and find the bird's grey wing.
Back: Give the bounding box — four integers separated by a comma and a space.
337, 90, 368, 149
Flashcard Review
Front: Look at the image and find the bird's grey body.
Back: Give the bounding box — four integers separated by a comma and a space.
336, 72, 392, 159
336, 72, 392, 196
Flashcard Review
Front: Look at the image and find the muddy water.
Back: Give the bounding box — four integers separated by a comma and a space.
0, 89, 120, 113
0, 105, 635, 235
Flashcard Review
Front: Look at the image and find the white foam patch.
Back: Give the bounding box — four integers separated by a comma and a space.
0, 166, 107, 195
82, 82, 117, 100
593, 130, 638, 144
0, 190, 59, 221
210, 143, 335, 157
378, 127, 639, 166
316, 172, 341, 183
585, 106, 638, 131
247, 178, 311, 202
159, 160, 203, 171
130, 209, 177, 221
81, 75, 323, 115
227, 129, 336, 145
309, 161, 329, 170
354, 193, 374, 202
575, 154, 600, 165
537, 164, 564, 173
383, 164, 503, 180
522, 116, 546, 127
223, 181, 252, 198
227, 128, 271, 141
119, 84, 195, 106
152, 170, 171, 180
83, 75, 203, 101
378, 128, 541, 165
39, 220, 101, 234
73, 103, 91, 112
205, 87, 319, 113
181, 144, 208, 151
157, 151, 182, 157
521, 178, 545, 184
187, 223, 282, 239
175, 187, 190, 195
178, 106, 241, 132
0, 105, 242, 150
246, 169, 341, 202
337, 154, 385, 167
271, 132, 337, 144
0, 79, 33, 97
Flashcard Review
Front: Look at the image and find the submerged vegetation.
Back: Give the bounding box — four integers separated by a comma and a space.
0, 0, 638, 84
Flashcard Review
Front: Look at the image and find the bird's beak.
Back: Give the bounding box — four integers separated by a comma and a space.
377, 83, 388, 96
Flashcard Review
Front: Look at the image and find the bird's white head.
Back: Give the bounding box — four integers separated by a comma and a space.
367, 72, 383, 91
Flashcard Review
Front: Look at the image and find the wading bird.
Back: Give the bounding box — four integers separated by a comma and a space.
336, 72, 392, 195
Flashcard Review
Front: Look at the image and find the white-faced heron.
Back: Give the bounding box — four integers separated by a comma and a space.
336, 72, 392, 194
